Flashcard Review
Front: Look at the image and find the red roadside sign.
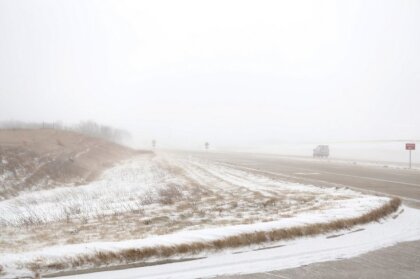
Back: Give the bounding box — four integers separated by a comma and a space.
406, 143, 416, 150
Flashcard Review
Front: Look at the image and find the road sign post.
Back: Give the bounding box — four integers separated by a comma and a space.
406, 143, 416, 169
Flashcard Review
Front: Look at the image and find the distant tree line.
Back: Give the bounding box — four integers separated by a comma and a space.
0, 120, 131, 144
74, 121, 130, 144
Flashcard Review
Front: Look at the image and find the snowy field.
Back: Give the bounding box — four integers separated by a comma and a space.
0, 153, 406, 277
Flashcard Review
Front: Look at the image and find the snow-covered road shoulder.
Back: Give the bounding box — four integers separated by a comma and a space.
56, 205, 420, 279
1, 197, 401, 277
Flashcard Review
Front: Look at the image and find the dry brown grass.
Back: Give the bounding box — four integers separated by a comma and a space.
28, 197, 401, 274
0, 129, 137, 198
158, 183, 183, 205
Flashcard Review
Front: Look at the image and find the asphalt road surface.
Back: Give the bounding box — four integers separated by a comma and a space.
185, 151, 420, 279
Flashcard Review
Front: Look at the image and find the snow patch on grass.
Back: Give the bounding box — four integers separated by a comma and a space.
0, 153, 399, 277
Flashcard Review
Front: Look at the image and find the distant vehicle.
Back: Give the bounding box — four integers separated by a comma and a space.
313, 145, 329, 158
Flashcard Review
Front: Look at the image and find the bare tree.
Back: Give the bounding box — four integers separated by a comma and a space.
75, 121, 131, 143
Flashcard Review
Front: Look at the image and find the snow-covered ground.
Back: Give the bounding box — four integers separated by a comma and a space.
58, 205, 420, 279
0, 153, 411, 277
0, 154, 177, 226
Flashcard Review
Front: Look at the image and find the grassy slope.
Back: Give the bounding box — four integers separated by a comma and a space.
0, 129, 139, 198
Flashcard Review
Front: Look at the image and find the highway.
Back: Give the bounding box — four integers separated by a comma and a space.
189, 152, 420, 205
186, 151, 420, 279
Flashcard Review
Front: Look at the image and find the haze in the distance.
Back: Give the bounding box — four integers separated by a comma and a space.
1, 0, 419, 150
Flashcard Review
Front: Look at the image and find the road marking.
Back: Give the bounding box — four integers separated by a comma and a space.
294, 166, 420, 188
263, 272, 291, 279
294, 172, 320, 175
262, 162, 420, 188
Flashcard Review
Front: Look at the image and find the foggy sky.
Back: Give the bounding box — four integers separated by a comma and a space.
1, 0, 419, 149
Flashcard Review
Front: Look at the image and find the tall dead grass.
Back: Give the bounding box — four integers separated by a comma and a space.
29, 197, 401, 274
158, 183, 183, 205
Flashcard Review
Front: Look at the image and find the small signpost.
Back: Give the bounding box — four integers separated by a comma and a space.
406, 143, 416, 169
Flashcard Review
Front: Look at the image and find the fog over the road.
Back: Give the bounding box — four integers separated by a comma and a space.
0, 0, 419, 150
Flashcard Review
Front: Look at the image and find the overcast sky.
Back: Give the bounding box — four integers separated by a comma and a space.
0, 0, 419, 149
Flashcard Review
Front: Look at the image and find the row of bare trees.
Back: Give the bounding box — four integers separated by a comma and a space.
75, 121, 130, 144
0, 120, 131, 144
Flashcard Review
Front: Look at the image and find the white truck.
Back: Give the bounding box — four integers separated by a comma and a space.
313, 145, 330, 158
